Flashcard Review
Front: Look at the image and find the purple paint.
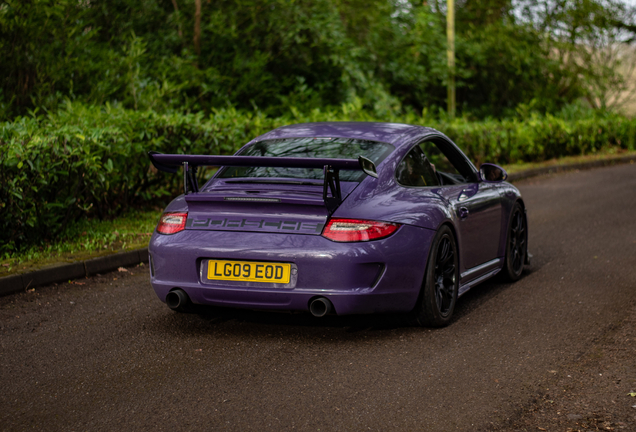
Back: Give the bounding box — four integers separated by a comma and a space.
149, 122, 526, 320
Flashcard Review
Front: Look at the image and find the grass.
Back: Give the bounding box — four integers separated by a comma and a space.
2, 148, 635, 278
0, 209, 159, 277
503, 147, 636, 175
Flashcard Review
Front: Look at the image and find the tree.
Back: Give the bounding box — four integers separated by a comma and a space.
517, 0, 636, 111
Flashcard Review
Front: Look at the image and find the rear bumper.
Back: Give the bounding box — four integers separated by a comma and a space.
148, 225, 435, 315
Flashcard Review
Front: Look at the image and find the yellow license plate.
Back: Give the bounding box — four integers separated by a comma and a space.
207, 260, 291, 284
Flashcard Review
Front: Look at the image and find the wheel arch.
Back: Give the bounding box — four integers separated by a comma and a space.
419, 220, 459, 293
515, 197, 527, 212
498, 196, 527, 257
440, 221, 461, 271
411, 221, 460, 327
501, 199, 528, 281
512, 197, 529, 241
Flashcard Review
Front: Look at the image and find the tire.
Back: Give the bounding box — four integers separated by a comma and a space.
502, 202, 527, 281
412, 225, 459, 327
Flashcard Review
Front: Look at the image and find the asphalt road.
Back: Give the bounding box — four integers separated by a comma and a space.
1, 163, 635, 431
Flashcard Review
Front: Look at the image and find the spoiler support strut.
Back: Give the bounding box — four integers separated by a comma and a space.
183, 162, 199, 195
322, 165, 342, 214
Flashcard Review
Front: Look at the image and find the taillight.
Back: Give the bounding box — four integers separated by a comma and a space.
321, 218, 401, 242
157, 212, 188, 235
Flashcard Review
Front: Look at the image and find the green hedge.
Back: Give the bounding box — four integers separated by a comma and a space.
1, 103, 635, 254
440, 114, 636, 167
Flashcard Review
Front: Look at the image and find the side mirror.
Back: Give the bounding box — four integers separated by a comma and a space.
479, 163, 508, 183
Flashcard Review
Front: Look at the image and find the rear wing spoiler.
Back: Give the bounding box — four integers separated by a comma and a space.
148, 152, 378, 213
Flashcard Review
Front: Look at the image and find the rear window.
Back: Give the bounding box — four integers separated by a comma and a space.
218, 137, 394, 181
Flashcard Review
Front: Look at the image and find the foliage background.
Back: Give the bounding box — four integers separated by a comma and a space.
1, 0, 636, 255
2, 0, 635, 119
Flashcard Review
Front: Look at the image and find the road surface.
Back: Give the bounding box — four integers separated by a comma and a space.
1, 162, 635, 431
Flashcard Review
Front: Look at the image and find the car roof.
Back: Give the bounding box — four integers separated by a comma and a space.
253, 122, 437, 147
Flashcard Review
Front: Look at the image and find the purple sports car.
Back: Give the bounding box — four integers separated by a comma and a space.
148, 122, 528, 326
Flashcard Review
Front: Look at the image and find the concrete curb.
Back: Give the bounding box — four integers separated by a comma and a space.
1, 152, 635, 298
0, 248, 149, 297
507, 153, 636, 182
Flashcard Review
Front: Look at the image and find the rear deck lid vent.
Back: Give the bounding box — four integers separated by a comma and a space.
223, 197, 281, 203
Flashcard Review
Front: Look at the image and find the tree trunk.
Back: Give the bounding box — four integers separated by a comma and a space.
194, 0, 202, 57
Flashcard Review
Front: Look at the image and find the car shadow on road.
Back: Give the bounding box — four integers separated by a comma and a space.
147, 267, 536, 340
191, 304, 410, 332
451, 266, 537, 322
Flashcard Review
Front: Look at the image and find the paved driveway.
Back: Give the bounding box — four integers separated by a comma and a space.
1, 163, 635, 431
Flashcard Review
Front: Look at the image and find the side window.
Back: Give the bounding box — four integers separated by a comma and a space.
419, 141, 468, 185
396, 146, 440, 187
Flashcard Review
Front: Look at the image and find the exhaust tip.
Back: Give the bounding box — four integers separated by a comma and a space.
309, 297, 333, 318
166, 289, 190, 312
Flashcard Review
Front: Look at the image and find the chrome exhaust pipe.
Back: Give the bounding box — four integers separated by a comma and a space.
166, 289, 190, 312
309, 297, 333, 317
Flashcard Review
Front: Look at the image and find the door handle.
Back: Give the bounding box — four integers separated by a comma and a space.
458, 207, 469, 219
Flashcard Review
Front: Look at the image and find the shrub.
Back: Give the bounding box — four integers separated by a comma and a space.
1, 103, 634, 254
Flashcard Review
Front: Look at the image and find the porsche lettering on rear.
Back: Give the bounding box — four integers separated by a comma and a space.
186, 218, 324, 233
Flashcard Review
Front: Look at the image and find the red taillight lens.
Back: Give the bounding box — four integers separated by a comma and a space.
321, 218, 401, 242
157, 212, 188, 235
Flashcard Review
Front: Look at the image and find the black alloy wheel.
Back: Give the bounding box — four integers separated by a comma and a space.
413, 225, 459, 327
503, 202, 527, 281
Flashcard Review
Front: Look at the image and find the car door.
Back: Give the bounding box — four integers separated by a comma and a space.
417, 140, 503, 273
